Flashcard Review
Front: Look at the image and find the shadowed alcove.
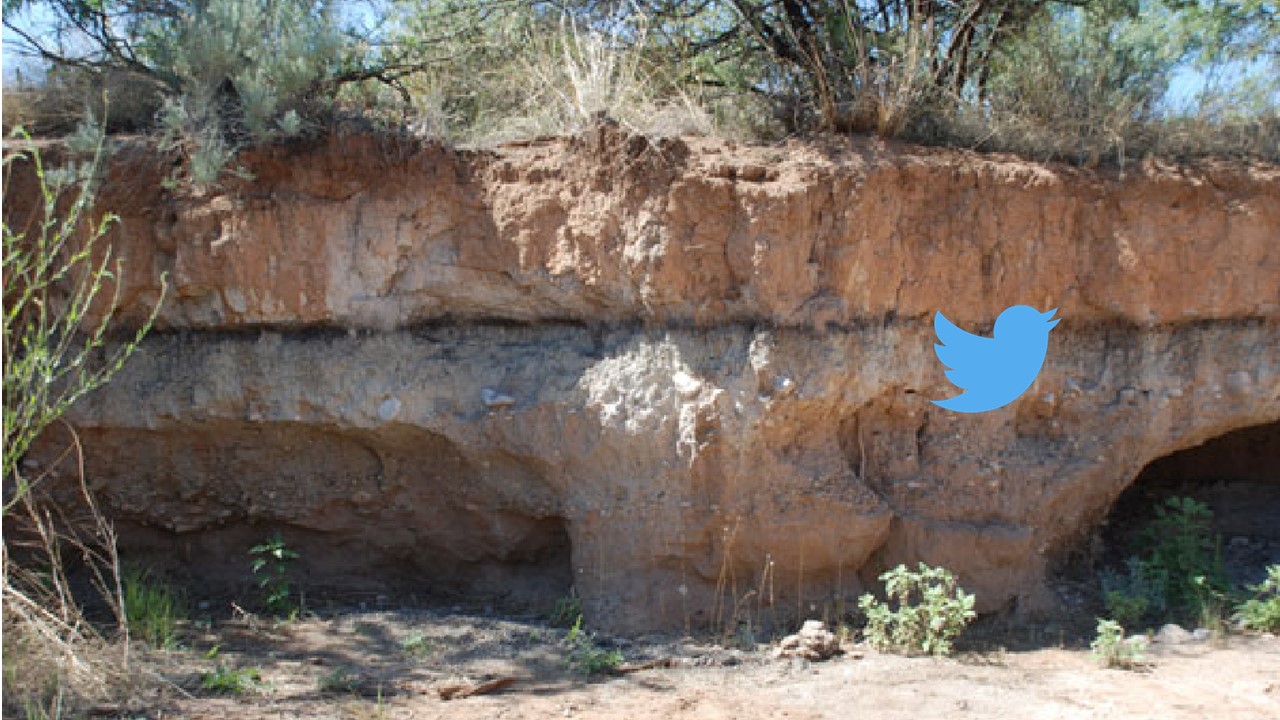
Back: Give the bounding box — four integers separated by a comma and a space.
1100, 420, 1280, 588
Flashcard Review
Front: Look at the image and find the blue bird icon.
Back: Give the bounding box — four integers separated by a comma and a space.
932, 305, 1059, 413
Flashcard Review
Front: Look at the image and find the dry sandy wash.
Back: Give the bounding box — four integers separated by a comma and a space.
140, 609, 1280, 720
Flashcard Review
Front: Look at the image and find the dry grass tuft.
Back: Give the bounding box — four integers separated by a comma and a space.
491, 19, 708, 143
2, 428, 143, 717
2, 69, 163, 137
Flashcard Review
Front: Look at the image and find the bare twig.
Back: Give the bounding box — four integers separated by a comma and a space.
437, 676, 517, 700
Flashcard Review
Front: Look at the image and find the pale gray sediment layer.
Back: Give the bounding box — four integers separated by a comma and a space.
37, 319, 1278, 631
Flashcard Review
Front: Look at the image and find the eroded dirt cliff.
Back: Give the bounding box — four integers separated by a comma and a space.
17, 123, 1280, 632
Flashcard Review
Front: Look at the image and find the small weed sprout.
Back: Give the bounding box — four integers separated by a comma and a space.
563, 616, 622, 676
201, 664, 263, 694
1233, 565, 1280, 633
1191, 574, 1230, 641
858, 563, 976, 656
1091, 619, 1146, 669
249, 532, 299, 618
400, 632, 434, 659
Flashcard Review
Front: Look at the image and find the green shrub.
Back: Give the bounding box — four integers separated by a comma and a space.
1099, 497, 1230, 630
858, 563, 976, 656
1137, 497, 1227, 623
1234, 565, 1280, 633
563, 616, 622, 676
144, 0, 347, 184
1090, 618, 1145, 669
122, 569, 186, 648
549, 593, 583, 628
1101, 556, 1168, 628
249, 532, 298, 618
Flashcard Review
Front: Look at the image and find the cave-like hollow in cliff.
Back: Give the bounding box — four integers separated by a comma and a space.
27, 421, 577, 616
1097, 420, 1280, 590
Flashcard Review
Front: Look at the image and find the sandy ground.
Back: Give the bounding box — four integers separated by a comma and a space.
120, 609, 1280, 720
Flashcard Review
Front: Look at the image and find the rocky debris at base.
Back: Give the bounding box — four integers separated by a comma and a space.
1146, 624, 1219, 653
1155, 624, 1194, 644
1152, 624, 1218, 645
773, 621, 841, 661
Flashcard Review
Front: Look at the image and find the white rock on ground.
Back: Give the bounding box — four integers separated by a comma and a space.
774, 620, 841, 661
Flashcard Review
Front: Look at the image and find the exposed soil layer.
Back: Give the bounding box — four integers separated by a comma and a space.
9, 123, 1280, 332
12, 124, 1280, 632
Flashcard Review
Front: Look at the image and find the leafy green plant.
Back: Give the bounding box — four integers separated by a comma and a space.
122, 568, 186, 648
1136, 497, 1227, 623
1233, 565, 1280, 633
6, 0, 373, 186
1102, 588, 1150, 630
1090, 618, 1146, 669
201, 664, 262, 694
563, 616, 622, 676
249, 532, 298, 617
1192, 574, 1230, 641
549, 593, 583, 628
858, 563, 976, 656
1101, 556, 1168, 629
1098, 497, 1229, 630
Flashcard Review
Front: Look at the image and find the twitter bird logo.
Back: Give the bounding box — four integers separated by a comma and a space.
932, 305, 1060, 413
